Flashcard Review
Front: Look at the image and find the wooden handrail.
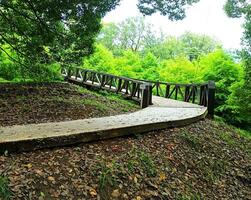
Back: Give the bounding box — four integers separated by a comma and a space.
61, 67, 215, 117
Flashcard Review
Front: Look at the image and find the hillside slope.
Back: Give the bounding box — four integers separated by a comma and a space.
0, 82, 139, 127
0, 119, 250, 200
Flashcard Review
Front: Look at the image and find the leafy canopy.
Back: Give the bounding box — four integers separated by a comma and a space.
0, 0, 201, 66
224, 0, 251, 127
0, 0, 120, 66
137, 0, 200, 20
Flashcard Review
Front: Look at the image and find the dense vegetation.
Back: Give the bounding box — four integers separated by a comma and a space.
82, 17, 248, 129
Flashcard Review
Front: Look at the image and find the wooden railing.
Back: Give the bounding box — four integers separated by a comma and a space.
146, 80, 215, 117
61, 67, 215, 117
61, 67, 152, 108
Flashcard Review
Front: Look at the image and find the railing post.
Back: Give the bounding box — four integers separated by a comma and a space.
149, 84, 153, 105
116, 78, 122, 94
207, 81, 215, 119
66, 67, 71, 80
156, 81, 160, 96
75, 68, 79, 80
140, 83, 152, 109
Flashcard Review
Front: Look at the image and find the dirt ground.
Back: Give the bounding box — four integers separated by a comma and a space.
0, 82, 139, 127
0, 119, 250, 200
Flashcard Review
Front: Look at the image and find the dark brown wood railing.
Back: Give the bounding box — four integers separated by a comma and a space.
61, 67, 215, 117
146, 80, 215, 117
61, 67, 152, 108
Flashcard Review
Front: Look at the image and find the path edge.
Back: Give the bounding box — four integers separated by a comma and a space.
0, 110, 207, 153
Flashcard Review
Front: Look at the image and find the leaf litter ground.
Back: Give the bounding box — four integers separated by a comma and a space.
0, 120, 250, 199
0, 83, 250, 199
0, 82, 139, 127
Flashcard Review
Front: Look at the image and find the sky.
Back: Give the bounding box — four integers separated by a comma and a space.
103, 0, 244, 50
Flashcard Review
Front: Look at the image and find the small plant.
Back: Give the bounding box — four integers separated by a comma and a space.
180, 132, 200, 149
137, 150, 157, 177
219, 132, 235, 146
198, 158, 227, 183
126, 159, 138, 174
125, 148, 157, 177
177, 193, 203, 200
82, 99, 106, 112
0, 176, 11, 200
95, 161, 119, 191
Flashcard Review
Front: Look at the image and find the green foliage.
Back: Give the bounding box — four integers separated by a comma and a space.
82, 40, 248, 128
0, 49, 63, 82
137, 150, 157, 177
0, 45, 20, 80
158, 57, 201, 83
0, 176, 11, 200
199, 49, 245, 124
0, 0, 120, 66
137, 0, 200, 20
0, 0, 203, 79
224, 0, 251, 128
83, 43, 115, 73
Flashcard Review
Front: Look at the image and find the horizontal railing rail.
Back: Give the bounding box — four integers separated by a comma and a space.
61, 67, 152, 108
146, 80, 215, 118
61, 67, 215, 117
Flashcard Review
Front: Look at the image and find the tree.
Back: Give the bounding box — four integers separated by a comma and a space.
145, 33, 219, 60
199, 49, 244, 124
144, 36, 184, 60
137, 0, 200, 20
96, 23, 119, 52
82, 43, 115, 73
179, 32, 220, 60
224, 0, 251, 128
0, 0, 120, 70
98, 17, 164, 54
0, 0, 200, 69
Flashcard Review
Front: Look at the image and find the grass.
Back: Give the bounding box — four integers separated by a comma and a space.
0, 176, 11, 200
219, 131, 235, 146
179, 131, 201, 150
77, 86, 139, 112
237, 128, 251, 139
82, 99, 106, 112
213, 118, 251, 139
203, 159, 227, 183
96, 162, 117, 190
177, 193, 203, 200
94, 148, 157, 193
137, 150, 157, 177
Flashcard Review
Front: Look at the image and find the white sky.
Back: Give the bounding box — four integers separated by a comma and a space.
103, 0, 244, 50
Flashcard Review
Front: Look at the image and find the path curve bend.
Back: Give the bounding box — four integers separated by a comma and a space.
0, 96, 207, 152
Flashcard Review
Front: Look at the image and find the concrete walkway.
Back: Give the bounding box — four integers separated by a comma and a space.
0, 96, 207, 152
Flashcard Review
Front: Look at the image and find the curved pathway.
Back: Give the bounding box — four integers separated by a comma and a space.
0, 96, 207, 152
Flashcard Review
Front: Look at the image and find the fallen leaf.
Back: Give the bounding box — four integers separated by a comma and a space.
111, 189, 120, 198
136, 196, 142, 200
48, 176, 55, 181
24, 163, 32, 169
89, 188, 97, 197
134, 176, 138, 184
35, 169, 43, 176
159, 173, 166, 182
